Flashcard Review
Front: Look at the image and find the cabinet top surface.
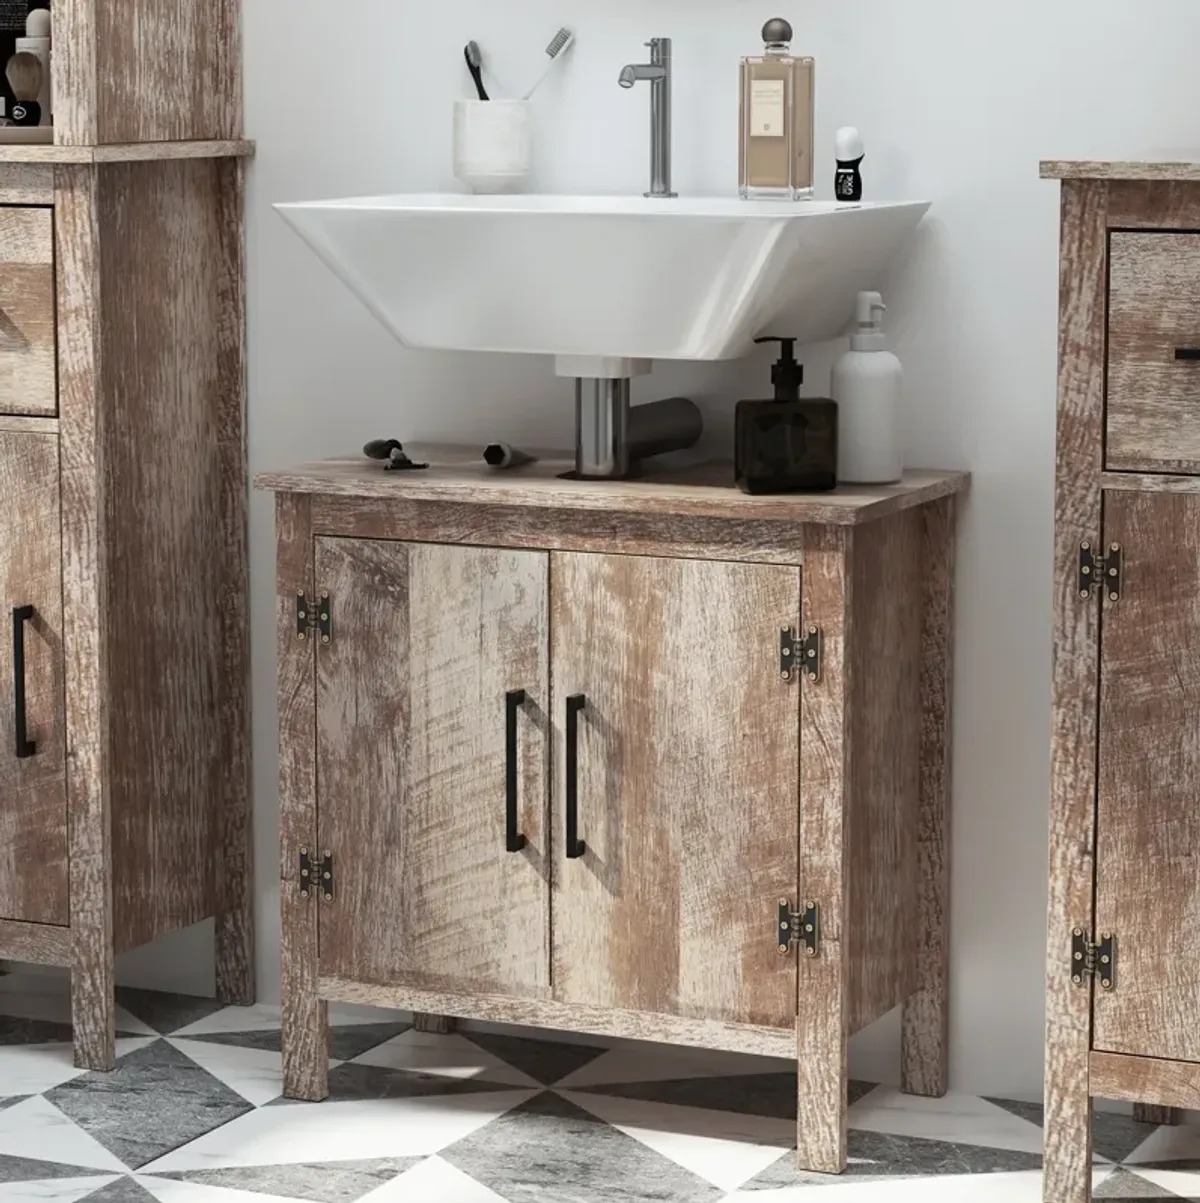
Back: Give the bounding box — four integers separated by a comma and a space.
0, 140, 255, 165
255, 451, 968, 526
1041, 159, 1200, 181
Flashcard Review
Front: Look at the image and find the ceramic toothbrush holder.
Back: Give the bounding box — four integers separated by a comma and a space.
453, 100, 532, 194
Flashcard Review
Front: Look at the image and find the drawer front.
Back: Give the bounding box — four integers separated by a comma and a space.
0, 430, 67, 926
1107, 231, 1200, 473
0, 207, 55, 418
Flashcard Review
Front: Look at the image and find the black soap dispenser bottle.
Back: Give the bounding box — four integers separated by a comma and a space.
735, 337, 839, 493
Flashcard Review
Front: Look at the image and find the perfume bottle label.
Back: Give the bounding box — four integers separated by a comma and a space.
750, 79, 785, 137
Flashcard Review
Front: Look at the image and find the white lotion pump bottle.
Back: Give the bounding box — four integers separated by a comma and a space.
832, 291, 903, 484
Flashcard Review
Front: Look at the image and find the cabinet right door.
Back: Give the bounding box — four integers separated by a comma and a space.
550, 551, 801, 1029
1095, 491, 1200, 1061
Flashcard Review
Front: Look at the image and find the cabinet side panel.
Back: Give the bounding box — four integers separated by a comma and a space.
0, 431, 67, 925
1095, 491, 1200, 1063
93, 0, 241, 143
845, 508, 923, 1035
98, 160, 246, 953
550, 552, 800, 1028
1046, 177, 1108, 1199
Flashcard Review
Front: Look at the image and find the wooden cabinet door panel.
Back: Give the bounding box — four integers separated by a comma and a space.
0, 208, 55, 417
0, 432, 67, 924
1096, 491, 1200, 1060
316, 538, 550, 997
551, 551, 800, 1028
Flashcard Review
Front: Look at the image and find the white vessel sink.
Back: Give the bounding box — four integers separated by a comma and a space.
276, 193, 930, 362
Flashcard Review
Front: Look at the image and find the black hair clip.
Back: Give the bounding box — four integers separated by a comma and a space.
362, 439, 429, 471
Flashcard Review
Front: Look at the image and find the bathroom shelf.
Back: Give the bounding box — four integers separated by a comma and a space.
1041, 159, 1200, 181
0, 139, 255, 164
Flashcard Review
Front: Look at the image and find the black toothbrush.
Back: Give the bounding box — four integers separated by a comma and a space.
464, 41, 489, 101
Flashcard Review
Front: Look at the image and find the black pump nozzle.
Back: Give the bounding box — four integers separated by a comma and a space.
754, 336, 804, 402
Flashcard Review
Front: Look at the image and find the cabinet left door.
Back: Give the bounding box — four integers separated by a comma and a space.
0, 432, 67, 925
314, 538, 551, 998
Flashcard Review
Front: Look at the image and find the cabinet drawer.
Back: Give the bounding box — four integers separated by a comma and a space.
0, 207, 55, 417
1107, 231, 1200, 473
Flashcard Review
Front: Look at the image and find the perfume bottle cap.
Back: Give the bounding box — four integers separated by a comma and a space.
835, 127, 864, 163
762, 18, 793, 45
26, 9, 50, 38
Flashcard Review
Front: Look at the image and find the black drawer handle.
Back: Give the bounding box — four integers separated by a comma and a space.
566, 694, 587, 859
505, 689, 528, 853
1176, 347, 1200, 361
12, 605, 35, 759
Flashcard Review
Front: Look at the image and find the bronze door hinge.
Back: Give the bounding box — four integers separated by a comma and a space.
778, 900, 820, 957
1071, 927, 1115, 990
780, 626, 822, 683
299, 848, 334, 902
1079, 542, 1121, 602
296, 592, 332, 643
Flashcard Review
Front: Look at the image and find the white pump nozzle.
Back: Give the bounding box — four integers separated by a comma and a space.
851, 291, 888, 351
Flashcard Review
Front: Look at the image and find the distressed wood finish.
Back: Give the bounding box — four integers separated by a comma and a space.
902, 496, 956, 1096
412, 1014, 458, 1035
0, 433, 67, 926
1106, 180, 1200, 230
1106, 233, 1200, 474
0, 919, 71, 965
1094, 492, 1200, 1063
316, 540, 551, 998
1092, 1053, 1200, 1111
0, 207, 56, 417
0, 416, 57, 434
796, 525, 852, 1173
0, 166, 54, 204
845, 510, 923, 1037
0, 142, 253, 166
319, 977, 798, 1058
56, 165, 114, 1071
277, 494, 328, 1101
1041, 160, 1200, 181
97, 160, 248, 959
550, 552, 800, 1028
55, 0, 241, 145
1045, 178, 1108, 1203
257, 458, 968, 527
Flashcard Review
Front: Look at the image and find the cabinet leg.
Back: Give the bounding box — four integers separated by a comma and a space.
1044, 1061, 1092, 1203
282, 990, 328, 1101
70, 943, 115, 1071
1134, 1103, 1178, 1126
902, 496, 955, 1098
412, 1013, 458, 1035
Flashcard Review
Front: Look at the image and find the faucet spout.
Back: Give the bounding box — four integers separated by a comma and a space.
618, 37, 676, 198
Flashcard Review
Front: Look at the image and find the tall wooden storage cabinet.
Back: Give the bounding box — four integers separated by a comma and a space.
1044, 160, 1200, 1202
0, 0, 253, 1070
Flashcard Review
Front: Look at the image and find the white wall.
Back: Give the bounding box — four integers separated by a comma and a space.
120, 0, 1200, 1103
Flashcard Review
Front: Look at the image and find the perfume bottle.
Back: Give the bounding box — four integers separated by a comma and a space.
739, 18, 815, 201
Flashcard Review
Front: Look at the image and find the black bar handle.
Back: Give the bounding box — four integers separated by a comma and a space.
566, 694, 587, 859
12, 605, 35, 759
1176, 347, 1200, 361
505, 689, 528, 853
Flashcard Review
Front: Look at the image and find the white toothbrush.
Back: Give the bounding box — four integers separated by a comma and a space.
522, 28, 575, 100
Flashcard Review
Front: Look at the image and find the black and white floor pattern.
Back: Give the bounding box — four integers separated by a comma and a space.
0, 971, 1197, 1201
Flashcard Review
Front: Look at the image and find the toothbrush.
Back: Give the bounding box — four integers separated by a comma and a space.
464, 41, 489, 101
522, 28, 574, 100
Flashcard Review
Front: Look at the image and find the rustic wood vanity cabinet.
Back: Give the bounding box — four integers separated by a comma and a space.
261, 456, 967, 1173
0, 0, 253, 1071
1043, 160, 1200, 1202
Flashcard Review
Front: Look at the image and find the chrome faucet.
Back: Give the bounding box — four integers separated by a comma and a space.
618, 38, 676, 199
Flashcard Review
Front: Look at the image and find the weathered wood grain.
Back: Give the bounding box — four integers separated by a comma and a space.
0, 919, 71, 965
277, 494, 328, 1101
1105, 180, 1200, 230
1041, 161, 1200, 181
315, 539, 552, 999
902, 496, 956, 1097
0, 165, 54, 204
0, 415, 57, 435
1094, 492, 1200, 1063
318, 977, 798, 1058
1106, 232, 1200, 474
213, 158, 252, 1006
0, 432, 67, 926
0, 143, 254, 166
550, 551, 800, 1028
55, 0, 242, 145
845, 510, 922, 1037
1092, 1052, 1200, 1111
1132, 1104, 1178, 1126
257, 458, 969, 527
1045, 178, 1108, 1203
56, 164, 114, 1072
412, 1014, 458, 1035
0, 207, 56, 417
1100, 471, 1200, 494
97, 160, 242, 957
796, 525, 852, 1174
